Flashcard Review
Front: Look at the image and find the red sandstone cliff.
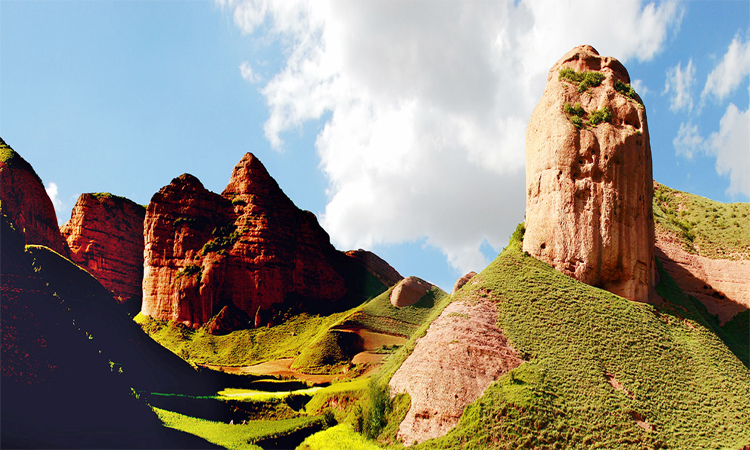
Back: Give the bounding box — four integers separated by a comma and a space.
142, 153, 390, 329
61, 193, 146, 310
523, 45, 655, 302
0, 137, 68, 256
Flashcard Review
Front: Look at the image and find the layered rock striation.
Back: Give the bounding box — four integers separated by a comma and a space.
523, 45, 655, 302
61, 193, 146, 309
0, 137, 68, 256
142, 153, 384, 329
389, 299, 523, 445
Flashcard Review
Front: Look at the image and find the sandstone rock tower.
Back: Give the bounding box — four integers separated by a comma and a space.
523, 45, 655, 302
61, 193, 146, 310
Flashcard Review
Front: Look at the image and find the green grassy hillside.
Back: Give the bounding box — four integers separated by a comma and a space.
410, 225, 749, 449
343, 286, 451, 338
654, 182, 750, 258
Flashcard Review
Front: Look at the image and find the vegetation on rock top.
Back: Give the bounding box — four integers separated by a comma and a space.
0, 137, 43, 184
558, 67, 605, 93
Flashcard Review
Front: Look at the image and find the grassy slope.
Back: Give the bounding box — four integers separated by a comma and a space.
415, 227, 749, 449
653, 182, 749, 366
298, 424, 382, 450
154, 407, 323, 450
653, 182, 750, 259
136, 284, 450, 373
345, 286, 451, 338
135, 310, 354, 367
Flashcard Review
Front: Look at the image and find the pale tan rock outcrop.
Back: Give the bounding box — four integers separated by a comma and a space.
61, 193, 146, 309
523, 45, 655, 302
390, 276, 433, 307
389, 299, 523, 445
451, 271, 476, 295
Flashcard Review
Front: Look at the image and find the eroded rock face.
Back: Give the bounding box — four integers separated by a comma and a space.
523, 45, 655, 302
656, 230, 750, 324
345, 249, 403, 287
61, 193, 146, 310
141, 153, 350, 328
389, 299, 523, 445
451, 271, 476, 295
390, 276, 433, 307
0, 138, 68, 256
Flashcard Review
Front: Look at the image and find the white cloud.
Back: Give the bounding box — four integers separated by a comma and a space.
702, 34, 750, 102
45, 182, 65, 224
239, 61, 262, 83
218, 0, 684, 274
707, 96, 750, 197
673, 122, 704, 159
673, 84, 750, 198
631, 79, 649, 97
664, 58, 695, 112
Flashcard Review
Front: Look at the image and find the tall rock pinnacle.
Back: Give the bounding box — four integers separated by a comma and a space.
523, 45, 655, 302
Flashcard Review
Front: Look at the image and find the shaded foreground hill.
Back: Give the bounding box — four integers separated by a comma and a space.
394, 226, 750, 449
0, 215, 219, 448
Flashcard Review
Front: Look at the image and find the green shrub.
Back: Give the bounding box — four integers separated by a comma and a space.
363, 379, 389, 439
587, 106, 612, 126
176, 264, 202, 282
579, 71, 605, 92
614, 79, 642, 104
564, 102, 585, 117
570, 115, 583, 128
558, 67, 585, 84
559, 68, 605, 93
201, 225, 240, 255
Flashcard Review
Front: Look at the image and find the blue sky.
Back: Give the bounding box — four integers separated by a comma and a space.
1, 0, 748, 291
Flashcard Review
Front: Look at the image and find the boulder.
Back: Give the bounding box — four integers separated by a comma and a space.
61, 193, 146, 311
390, 276, 433, 307
523, 45, 655, 302
0, 137, 68, 256
451, 271, 476, 295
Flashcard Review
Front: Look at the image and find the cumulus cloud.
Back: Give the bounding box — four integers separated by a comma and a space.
664, 59, 695, 112
708, 96, 750, 197
702, 34, 750, 102
45, 182, 65, 224
217, 0, 683, 274
673, 121, 704, 159
631, 79, 649, 97
239, 61, 262, 83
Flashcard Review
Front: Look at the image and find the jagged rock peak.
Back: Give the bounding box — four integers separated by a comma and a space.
222, 152, 282, 198
523, 45, 655, 302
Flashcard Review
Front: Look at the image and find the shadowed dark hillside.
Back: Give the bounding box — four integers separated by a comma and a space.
1, 215, 220, 448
